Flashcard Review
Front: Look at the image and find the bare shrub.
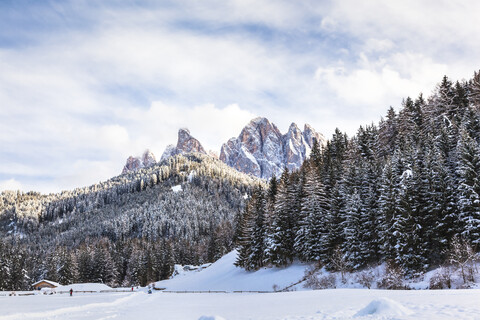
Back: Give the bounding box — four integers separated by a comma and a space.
330, 247, 349, 284
303, 272, 336, 289
447, 236, 477, 284
356, 270, 375, 289
458, 281, 475, 289
429, 266, 452, 289
317, 274, 336, 289
303, 266, 320, 289
377, 261, 404, 290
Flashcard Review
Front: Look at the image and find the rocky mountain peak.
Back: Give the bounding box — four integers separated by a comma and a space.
220, 117, 325, 179
142, 149, 156, 167
286, 123, 303, 140
123, 118, 325, 178
122, 149, 157, 174
284, 122, 308, 171
221, 116, 285, 178
176, 128, 206, 154
160, 128, 207, 162
303, 123, 326, 148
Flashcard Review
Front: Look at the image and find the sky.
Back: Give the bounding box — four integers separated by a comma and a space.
1, 0, 479, 193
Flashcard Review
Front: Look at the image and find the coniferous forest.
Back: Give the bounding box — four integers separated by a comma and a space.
0, 154, 258, 290
235, 71, 480, 278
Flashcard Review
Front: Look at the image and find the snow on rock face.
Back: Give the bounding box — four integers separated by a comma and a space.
354, 298, 413, 317
160, 144, 177, 162
141, 150, 156, 167
220, 117, 326, 179
160, 128, 207, 162
122, 156, 142, 174
284, 123, 307, 172
303, 123, 326, 149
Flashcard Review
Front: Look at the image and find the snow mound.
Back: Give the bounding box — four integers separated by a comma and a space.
54, 283, 113, 292
171, 184, 182, 192
156, 250, 308, 292
354, 297, 413, 317
171, 263, 212, 278
198, 316, 225, 320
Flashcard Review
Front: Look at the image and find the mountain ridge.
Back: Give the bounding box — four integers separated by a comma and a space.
123, 117, 326, 179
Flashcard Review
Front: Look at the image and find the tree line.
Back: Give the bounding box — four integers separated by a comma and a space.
236, 71, 480, 277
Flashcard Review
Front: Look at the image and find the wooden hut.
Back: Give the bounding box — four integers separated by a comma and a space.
32, 279, 61, 290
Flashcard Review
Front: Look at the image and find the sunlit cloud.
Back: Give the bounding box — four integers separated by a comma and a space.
1, 0, 479, 192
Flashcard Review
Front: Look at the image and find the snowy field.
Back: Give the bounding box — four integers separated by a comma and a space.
2, 251, 480, 319
1, 289, 480, 319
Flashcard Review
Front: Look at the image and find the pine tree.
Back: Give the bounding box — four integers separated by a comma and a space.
378, 157, 401, 260
456, 130, 480, 245
247, 186, 267, 269
77, 245, 93, 283
378, 107, 398, 158
263, 176, 278, 265
270, 169, 296, 266
394, 148, 429, 274
295, 162, 329, 261
57, 247, 77, 285
342, 189, 365, 269
235, 203, 253, 269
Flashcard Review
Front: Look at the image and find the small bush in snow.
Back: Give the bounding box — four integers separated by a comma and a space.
318, 274, 337, 289
429, 266, 452, 289
330, 247, 349, 284
304, 272, 336, 290
303, 272, 319, 289
356, 270, 375, 289
457, 281, 475, 289
447, 236, 478, 284
377, 261, 404, 290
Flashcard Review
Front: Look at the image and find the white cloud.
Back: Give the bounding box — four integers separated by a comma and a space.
363, 38, 395, 54
315, 52, 449, 109
120, 102, 257, 159
0, 179, 23, 192
1, 0, 479, 193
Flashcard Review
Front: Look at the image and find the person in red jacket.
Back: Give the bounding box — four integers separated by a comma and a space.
70, 288, 73, 296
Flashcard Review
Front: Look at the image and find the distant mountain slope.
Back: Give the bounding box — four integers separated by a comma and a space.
1, 153, 258, 231
0, 153, 262, 289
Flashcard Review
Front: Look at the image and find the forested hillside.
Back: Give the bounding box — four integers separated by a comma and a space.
236, 71, 480, 279
0, 154, 260, 290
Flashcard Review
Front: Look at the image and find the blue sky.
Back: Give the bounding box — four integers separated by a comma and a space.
1, 0, 479, 193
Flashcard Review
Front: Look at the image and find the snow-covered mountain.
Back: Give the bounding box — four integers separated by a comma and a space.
123, 117, 325, 178
220, 117, 325, 179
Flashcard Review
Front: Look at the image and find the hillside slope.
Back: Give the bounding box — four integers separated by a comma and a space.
156, 250, 310, 292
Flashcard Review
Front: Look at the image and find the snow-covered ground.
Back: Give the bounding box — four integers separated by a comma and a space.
2, 289, 480, 319
2, 251, 480, 319
156, 250, 308, 291
49, 283, 113, 293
